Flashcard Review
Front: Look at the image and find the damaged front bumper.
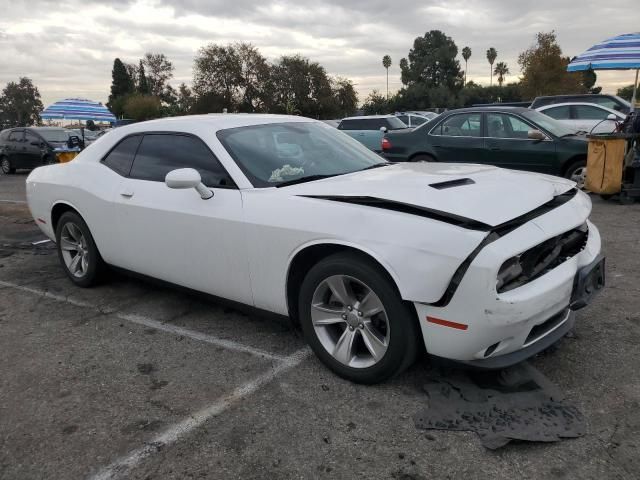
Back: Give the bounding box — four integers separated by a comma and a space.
413, 191, 603, 369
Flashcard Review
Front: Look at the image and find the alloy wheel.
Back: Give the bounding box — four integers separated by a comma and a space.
311, 275, 390, 368
59, 222, 89, 278
570, 166, 586, 189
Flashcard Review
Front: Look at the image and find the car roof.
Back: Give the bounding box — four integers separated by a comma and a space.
536, 102, 623, 113
535, 94, 615, 99
340, 115, 396, 120
110, 114, 316, 136
443, 106, 531, 114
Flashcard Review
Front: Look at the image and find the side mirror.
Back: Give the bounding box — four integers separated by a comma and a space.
165, 168, 213, 200
379, 126, 388, 133
527, 129, 546, 141
606, 114, 617, 121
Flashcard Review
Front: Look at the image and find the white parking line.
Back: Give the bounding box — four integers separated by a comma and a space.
0, 280, 287, 362
88, 347, 310, 480
0, 199, 27, 204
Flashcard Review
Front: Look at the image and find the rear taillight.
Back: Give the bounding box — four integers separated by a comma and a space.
381, 137, 392, 150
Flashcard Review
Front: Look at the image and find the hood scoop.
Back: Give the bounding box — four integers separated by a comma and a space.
429, 178, 475, 190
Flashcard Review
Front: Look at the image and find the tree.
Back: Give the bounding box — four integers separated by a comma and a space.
123, 95, 161, 121
193, 43, 243, 110
398, 58, 408, 85
400, 30, 462, 90
0, 77, 43, 127
137, 60, 150, 94
362, 89, 390, 115
142, 53, 174, 97
617, 84, 636, 102
493, 62, 510, 87
518, 31, 585, 98
108, 58, 134, 117
382, 55, 392, 99
235, 43, 271, 112
462, 46, 471, 86
331, 77, 358, 118
486, 47, 497, 86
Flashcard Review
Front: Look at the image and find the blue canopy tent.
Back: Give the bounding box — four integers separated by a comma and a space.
41, 98, 116, 123
567, 32, 640, 112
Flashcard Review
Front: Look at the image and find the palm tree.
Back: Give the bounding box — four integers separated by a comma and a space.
462, 47, 472, 86
486, 47, 497, 86
494, 62, 510, 87
382, 55, 392, 99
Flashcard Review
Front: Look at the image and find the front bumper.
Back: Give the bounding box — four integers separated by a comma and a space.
414, 191, 603, 367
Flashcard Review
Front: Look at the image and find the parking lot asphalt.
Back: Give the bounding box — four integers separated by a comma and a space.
1, 171, 639, 480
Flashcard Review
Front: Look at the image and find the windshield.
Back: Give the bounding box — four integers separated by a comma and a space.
217, 122, 387, 187
31, 128, 70, 143
521, 110, 576, 137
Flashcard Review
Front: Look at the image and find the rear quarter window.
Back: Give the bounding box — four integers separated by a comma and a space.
101, 135, 142, 176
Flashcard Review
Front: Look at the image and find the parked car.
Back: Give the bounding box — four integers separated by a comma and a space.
536, 102, 626, 134
338, 115, 408, 151
0, 127, 81, 174
26, 114, 604, 383
530, 94, 631, 114
381, 106, 590, 188
394, 112, 438, 128
321, 119, 341, 128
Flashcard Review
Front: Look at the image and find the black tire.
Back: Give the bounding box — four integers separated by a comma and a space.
599, 194, 614, 201
1, 156, 15, 174
564, 159, 587, 189
44, 155, 57, 165
411, 154, 435, 162
298, 252, 420, 384
55, 211, 106, 287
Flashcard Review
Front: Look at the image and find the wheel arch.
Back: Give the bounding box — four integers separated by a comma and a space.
51, 201, 84, 232
285, 241, 404, 324
408, 152, 436, 162
561, 154, 587, 177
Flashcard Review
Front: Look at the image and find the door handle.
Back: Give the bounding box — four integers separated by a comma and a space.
120, 190, 134, 198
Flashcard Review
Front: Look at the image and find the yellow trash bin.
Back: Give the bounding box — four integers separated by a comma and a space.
585, 135, 626, 194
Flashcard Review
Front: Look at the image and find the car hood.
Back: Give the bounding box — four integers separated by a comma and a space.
283, 163, 575, 227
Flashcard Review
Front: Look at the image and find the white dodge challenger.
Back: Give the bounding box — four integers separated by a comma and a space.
26, 114, 605, 383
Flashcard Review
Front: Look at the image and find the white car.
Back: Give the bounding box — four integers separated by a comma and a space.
535, 102, 626, 134
25, 114, 605, 383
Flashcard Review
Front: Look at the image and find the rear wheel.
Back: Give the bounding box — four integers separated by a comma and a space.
55, 211, 105, 287
299, 253, 420, 384
1, 157, 15, 174
411, 154, 435, 163
564, 159, 587, 189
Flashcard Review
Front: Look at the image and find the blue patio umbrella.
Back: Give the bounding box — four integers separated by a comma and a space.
567, 32, 640, 111
41, 98, 116, 123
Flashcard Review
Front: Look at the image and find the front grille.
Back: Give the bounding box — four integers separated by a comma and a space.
497, 224, 588, 293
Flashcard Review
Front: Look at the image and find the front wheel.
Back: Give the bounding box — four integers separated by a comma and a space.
1, 157, 15, 174
55, 211, 106, 287
564, 159, 587, 189
299, 253, 420, 384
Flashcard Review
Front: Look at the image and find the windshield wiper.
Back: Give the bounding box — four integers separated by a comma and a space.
276, 174, 338, 188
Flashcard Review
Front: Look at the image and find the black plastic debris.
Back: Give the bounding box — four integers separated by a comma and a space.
413, 362, 585, 449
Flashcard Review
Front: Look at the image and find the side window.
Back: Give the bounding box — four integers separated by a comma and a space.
7, 131, 23, 142
24, 131, 40, 146
435, 113, 481, 137
102, 135, 142, 176
338, 120, 360, 130
361, 119, 386, 130
591, 97, 618, 110
130, 134, 234, 188
544, 105, 571, 120
574, 105, 609, 120
487, 114, 532, 139
396, 115, 409, 125
412, 116, 427, 126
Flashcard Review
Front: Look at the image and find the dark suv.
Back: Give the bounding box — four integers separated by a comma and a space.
0, 127, 81, 174
530, 94, 631, 114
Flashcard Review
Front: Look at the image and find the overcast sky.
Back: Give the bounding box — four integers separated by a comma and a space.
0, 0, 636, 107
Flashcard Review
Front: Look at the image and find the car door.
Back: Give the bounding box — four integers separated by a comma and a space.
540, 105, 576, 131
483, 112, 557, 173
428, 112, 484, 163
572, 104, 616, 134
112, 132, 253, 305
5, 130, 24, 166
23, 131, 46, 168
